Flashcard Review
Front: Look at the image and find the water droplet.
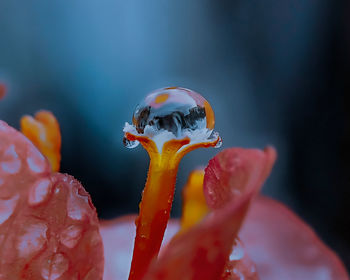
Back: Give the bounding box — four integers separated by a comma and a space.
132, 87, 215, 137
123, 137, 139, 149
60, 225, 83, 248
27, 146, 47, 174
17, 223, 48, 258
41, 253, 69, 280
215, 136, 222, 148
0, 194, 19, 225
28, 178, 52, 206
229, 239, 245, 261
1, 144, 21, 174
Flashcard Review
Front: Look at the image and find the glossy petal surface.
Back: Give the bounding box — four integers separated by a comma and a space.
142, 147, 275, 280
0, 121, 104, 279
100, 197, 349, 280
204, 147, 276, 210
100, 216, 179, 280
240, 196, 349, 280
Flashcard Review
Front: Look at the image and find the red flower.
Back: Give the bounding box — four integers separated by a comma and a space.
0, 86, 348, 279
100, 147, 348, 280
0, 120, 104, 279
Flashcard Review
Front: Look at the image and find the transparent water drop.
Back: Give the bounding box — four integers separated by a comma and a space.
214, 136, 223, 148
123, 137, 140, 149
132, 87, 215, 137
229, 239, 245, 261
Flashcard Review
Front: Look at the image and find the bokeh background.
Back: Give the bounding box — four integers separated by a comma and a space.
0, 0, 349, 269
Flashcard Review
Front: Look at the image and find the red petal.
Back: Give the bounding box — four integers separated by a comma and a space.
143, 147, 276, 280
0, 121, 104, 279
240, 196, 349, 280
204, 146, 276, 210
221, 238, 259, 280
100, 216, 179, 280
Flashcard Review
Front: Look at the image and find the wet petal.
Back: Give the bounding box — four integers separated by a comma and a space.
204, 147, 276, 210
0, 121, 104, 279
240, 196, 349, 280
100, 216, 179, 280
144, 147, 276, 280
221, 238, 259, 280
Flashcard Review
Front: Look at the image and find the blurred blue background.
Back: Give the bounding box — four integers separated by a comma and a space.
0, 0, 349, 268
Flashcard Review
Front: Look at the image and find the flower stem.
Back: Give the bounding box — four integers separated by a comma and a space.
128, 138, 188, 280
124, 132, 220, 280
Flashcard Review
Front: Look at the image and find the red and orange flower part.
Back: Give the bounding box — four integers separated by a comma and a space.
0, 86, 348, 280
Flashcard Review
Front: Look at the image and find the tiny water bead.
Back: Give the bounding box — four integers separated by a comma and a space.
132, 87, 215, 137
213, 132, 222, 148
123, 137, 140, 149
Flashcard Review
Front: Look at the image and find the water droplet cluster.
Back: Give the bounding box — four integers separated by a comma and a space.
0, 121, 104, 279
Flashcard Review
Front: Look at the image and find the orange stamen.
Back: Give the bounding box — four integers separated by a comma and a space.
179, 169, 209, 233
125, 132, 219, 280
20, 111, 61, 172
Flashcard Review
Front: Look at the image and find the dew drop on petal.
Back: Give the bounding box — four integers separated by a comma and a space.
26, 146, 47, 174
1, 145, 21, 174
229, 239, 245, 261
28, 178, 52, 206
60, 225, 83, 248
17, 223, 48, 258
132, 87, 215, 137
123, 137, 140, 149
41, 253, 69, 280
0, 194, 19, 225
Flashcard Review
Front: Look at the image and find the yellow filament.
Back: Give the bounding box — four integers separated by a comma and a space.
179, 169, 209, 233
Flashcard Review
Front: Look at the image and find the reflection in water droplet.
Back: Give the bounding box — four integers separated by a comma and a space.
132, 87, 215, 137
123, 137, 140, 149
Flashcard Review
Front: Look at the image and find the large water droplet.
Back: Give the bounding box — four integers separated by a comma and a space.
132, 87, 215, 137
123, 137, 140, 149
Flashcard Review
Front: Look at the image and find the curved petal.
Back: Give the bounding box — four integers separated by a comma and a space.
221, 238, 259, 280
0, 121, 104, 279
240, 196, 349, 280
144, 147, 276, 280
204, 146, 276, 210
100, 216, 179, 280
